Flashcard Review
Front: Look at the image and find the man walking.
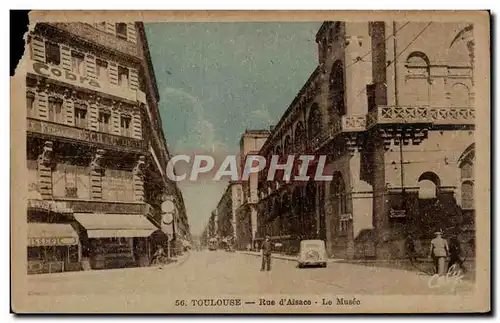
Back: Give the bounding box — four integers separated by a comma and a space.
429, 230, 449, 276
261, 235, 272, 271
405, 234, 417, 263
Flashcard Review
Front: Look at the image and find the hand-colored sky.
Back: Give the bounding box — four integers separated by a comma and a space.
145, 22, 322, 235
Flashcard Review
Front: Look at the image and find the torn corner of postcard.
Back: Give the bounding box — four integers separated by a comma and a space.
10, 10, 490, 314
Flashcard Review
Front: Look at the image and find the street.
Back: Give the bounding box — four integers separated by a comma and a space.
21, 251, 475, 312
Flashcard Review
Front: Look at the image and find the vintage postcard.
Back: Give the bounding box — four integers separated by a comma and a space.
11, 10, 490, 313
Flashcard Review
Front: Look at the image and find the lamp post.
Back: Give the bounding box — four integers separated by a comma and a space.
161, 197, 175, 260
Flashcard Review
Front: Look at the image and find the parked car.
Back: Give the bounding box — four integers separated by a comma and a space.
298, 239, 327, 268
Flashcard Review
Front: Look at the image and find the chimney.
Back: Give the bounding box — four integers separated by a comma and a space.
269, 124, 275, 131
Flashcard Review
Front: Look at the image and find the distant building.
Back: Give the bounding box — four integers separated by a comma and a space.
234, 129, 270, 250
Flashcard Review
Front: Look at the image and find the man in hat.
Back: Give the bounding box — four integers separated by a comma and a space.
429, 230, 449, 276
261, 235, 272, 271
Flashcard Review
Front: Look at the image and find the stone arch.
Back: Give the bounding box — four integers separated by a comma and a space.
329, 59, 345, 116
417, 171, 441, 199
294, 121, 306, 152
307, 103, 322, 140
450, 82, 471, 107
406, 51, 431, 67
449, 25, 474, 66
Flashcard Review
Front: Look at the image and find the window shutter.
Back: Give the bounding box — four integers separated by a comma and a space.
126, 23, 137, 43
60, 46, 72, 70
132, 111, 142, 139
63, 99, 75, 126
31, 37, 46, 62
105, 22, 115, 34
85, 55, 96, 79
36, 91, 49, 120
108, 62, 118, 85
129, 68, 139, 90
88, 101, 99, 131
111, 108, 121, 135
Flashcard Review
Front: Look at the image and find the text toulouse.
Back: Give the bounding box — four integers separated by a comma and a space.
166, 155, 335, 182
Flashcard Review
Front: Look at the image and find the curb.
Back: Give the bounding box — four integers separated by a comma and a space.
241, 251, 298, 262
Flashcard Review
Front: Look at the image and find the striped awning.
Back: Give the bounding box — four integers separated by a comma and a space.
74, 213, 157, 239
28, 223, 79, 247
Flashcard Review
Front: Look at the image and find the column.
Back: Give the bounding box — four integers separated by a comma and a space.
133, 156, 146, 202
348, 149, 374, 259
63, 89, 75, 126
36, 83, 49, 121
344, 23, 372, 116
90, 149, 105, 200
37, 141, 53, 199
88, 96, 99, 132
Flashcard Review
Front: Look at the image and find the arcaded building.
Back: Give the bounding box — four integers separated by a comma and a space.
255, 21, 475, 259
24, 21, 188, 273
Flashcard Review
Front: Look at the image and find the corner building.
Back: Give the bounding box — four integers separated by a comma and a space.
256, 21, 475, 259
24, 22, 187, 273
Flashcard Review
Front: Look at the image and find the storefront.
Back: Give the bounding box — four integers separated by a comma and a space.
73, 213, 157, 269
27, 223, 80, 274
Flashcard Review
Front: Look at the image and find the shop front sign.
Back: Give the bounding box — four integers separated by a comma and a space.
28, 199, 72, 213
31, 61, 101, 88
28, 236, 77, 247
65, 200, 145, 214
389, 209, 407, 218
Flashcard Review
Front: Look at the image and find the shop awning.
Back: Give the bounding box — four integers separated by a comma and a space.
74, 213, 158, 238
28, 223, 79, 247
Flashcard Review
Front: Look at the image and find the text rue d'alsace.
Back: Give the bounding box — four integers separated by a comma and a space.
173, 297, 362, 308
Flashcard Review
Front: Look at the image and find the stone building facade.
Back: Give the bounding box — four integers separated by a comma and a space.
24, 22, 188, 273
255, 21, 475, 259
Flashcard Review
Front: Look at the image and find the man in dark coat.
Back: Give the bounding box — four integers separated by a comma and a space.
448, 234, 466, 273
261, 235, 272, 271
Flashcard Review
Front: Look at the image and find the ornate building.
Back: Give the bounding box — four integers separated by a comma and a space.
214, 181, 243, 248
24, 22, 188, 273
255, 21, 475, 259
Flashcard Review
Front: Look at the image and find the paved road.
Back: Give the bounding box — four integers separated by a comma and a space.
18, 251, 475, 313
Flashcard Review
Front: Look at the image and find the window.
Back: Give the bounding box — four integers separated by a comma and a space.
65, 168, 77, 198
96, 59, 108, 82
27, 91, 35, 117
98, 110, 111, 133
115, 23, 128, 40
330, 60, 345, 115
461, 161, 473, 180
118, 66, 129, 88
120, 115, 131, 136
48, 97, 63, 123
71, 51, 85, 75
74, 103, 88, 129
45, 42, 60, 65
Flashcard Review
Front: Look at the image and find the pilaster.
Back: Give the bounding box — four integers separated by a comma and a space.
133, 156, 146, 202
37, 141, 53, 199
90, 149, 105, 200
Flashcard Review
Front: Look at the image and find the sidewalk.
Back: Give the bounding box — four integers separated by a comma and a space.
28, 252, 191, 280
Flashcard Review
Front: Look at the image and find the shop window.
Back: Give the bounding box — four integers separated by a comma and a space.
45, 42, 61, 66
27, 91, 35, 118
48, 97, 63, 123
96, 59, 108, 82
118, 66, 129, 88
71, 51, 85, 75
115, 23, 128, 40
120, 115, 132, 137
98, 110, 111, 133
74, 103, 88, 129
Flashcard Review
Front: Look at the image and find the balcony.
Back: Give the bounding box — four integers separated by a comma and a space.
366, 106, 475, 128
27, 118, 147, 153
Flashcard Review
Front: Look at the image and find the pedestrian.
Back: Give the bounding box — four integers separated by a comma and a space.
448, 234, 466, 273
405, 234, 417, 263
429, 230, 449, 276
261, 235, 272, 271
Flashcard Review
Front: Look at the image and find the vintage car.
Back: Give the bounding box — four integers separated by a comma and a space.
297, 239, 327, 268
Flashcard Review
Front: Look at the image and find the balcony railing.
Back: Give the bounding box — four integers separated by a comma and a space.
366, 106, 475, 128
27, 118, 147, 152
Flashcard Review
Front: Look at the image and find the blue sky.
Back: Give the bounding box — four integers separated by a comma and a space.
145, 22, 322, 235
